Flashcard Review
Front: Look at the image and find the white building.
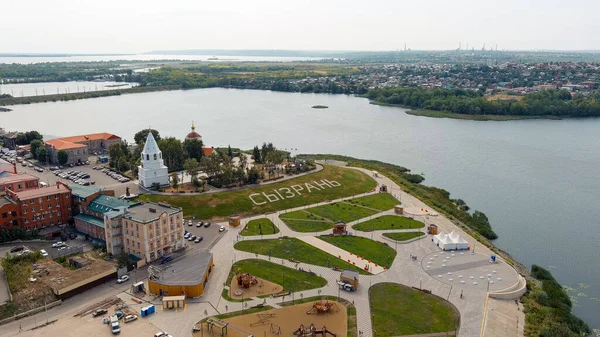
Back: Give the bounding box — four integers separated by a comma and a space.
138, 132, 169, 188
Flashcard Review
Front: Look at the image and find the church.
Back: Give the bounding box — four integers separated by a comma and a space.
138, 131, 169, 188
185, 122, 214, 157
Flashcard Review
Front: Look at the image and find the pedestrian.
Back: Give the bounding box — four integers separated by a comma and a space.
19, 325, 22, 332
460, 290, 463, 299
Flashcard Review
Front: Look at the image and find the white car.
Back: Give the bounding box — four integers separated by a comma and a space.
58, 246, 68, 251
124, 314, 137, 323
52, 241, 64, 248
117, 275, 130, 284
40, 249, 48, 257
219, 226, 225, 232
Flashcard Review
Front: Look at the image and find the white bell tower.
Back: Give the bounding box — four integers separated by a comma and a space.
138, 131, 169, 188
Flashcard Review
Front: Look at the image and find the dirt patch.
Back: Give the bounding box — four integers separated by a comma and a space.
229, 276, 283, 299
35, 256, 116, 293
197, 301, 347, 337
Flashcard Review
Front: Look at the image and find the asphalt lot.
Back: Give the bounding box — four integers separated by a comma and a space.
181, 219, 227, 252
4, 158, 141, 197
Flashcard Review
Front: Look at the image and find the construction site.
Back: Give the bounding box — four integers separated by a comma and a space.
228, 272, 283, 300
194, 300, 346, 337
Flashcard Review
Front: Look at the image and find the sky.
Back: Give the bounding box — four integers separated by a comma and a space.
1, 0, 599, 53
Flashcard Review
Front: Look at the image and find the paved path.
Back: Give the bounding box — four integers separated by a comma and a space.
297, 236, 386, 274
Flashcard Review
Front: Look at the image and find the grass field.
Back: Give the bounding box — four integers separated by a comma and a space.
317, 236, 397, 268
370, 283, 459, 336
279, 210, 333, 232
240, 218, 280, 236
353, 215, 424, 231
280, 210, 328, 221
234, 238, 369, 275
346, 193, 399, 211
226, 259, 327, 292
141, 165, 376, 221
307, 202, 378, 223
382, 232, 425, 241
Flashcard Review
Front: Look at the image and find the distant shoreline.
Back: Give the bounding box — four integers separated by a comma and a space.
369, 101, 564, 121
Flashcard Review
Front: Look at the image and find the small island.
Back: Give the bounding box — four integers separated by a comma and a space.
311, 105, 329, 109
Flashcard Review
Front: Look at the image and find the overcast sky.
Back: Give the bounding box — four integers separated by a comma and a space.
2, 0, 599, 53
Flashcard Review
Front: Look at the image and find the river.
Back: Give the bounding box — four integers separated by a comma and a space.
0, 54, 324, 64
1, 88, 599, 329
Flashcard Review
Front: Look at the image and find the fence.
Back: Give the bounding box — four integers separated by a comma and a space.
48, 245, 83, 259
0, 300, 62, 326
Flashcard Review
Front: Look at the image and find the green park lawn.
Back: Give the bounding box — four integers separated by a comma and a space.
234, 238, 369, 275
279, 210, 332, 233
346, 193, 399, 211
317, 236, 397, 268
141, 165, 376, 221
306, 202, 378, 223
240, 218, 280, 236
226, 259, 327, 292
382, 232, 425, 241
370, 283, 459, 336
353, 215, 424, 231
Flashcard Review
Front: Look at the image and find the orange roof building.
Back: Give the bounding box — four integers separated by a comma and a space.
44, 132, 121, 165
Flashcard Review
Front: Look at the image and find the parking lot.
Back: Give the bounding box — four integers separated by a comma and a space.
1, 157, 140, 197
180, 219, 227, 252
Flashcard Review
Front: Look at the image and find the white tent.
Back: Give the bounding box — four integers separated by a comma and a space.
434, 231, 469, 251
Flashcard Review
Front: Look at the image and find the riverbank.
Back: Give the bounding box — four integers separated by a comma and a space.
301, 154, 590, 336
0, 85, 179, 106
369, 101, 561, 121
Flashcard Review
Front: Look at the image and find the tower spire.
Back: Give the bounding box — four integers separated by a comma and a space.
191, 121, 195, 131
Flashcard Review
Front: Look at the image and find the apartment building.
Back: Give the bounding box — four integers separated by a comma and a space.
44, 132, 121, 165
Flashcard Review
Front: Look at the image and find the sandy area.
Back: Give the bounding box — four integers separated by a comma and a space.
20, 304, 162, 337
195, 301, 347, 337
229, 275, 283, 299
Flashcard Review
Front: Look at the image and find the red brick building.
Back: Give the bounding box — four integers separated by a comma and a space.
1, 182, 72, 233
0, 174, 40, 194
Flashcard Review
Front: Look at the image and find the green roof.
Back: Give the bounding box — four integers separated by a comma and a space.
88, 195, 135, 214
74, 214, 105, 229
70, 184, 100, 200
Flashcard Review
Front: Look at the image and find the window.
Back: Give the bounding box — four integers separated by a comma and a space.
150, 252, 155, 259
171, 234, 175, 242
137, 242, 140, 249
56, 203, 59, 207
31, 208, 35, 212
162, 219, 166, 225
25, 219, 29, 223
141, 153, 144, 160
153, 154, 157, 160
2, 213, 7, 219
17, 184, 22, 189
126, 239, 130, 245
48, 204, 52, 209
22, 202, 26, 207
30, 200, 34, 205
163, 238, 167, 245
23, 209, 27, 214
146, 154, 149, 161
46, 196, 50, 201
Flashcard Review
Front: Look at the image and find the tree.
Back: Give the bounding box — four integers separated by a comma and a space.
252, 146, 261, 163
109, 143, 125, 170
36, 146, 48, 162
199, 155, 221, 178
116, 252, 132, 269
227, 145, 233, 157
183, 139, 204, 161
15, 131, 43, 145
29, 139, 42, 158
170, 173, 179, 188
239, 154, 248, 170
159, 137, 185, 171
57, 150, 69, 165
183, 158, 200, 181
246, 167, 261, 184
134, 129, 161, 144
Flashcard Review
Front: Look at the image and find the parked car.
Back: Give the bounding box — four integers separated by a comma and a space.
124, 314, 137, 323
188, 235, 196, 241
219, 226, 225, 232
187, 221, 193, 226
196, 222, 204, 227
204, 222, 211, 228
52, 241, 65, 248
116, 275, 130, 284
194, 237, 203, 243
92, 309, 108, 317
40, 249, 48, 257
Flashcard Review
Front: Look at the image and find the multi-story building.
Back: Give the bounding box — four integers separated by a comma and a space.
0, 174, 40, 194
1, 182, 72, 236
72, 186, 132, 241
105, 202, 184, 264
44, 132, 121, 165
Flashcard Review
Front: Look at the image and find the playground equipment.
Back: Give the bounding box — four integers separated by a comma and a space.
206, 317, 229, 336
332, 221, 347, 236
293, 323, 336, 337
249, 313, 276, 327
270, 323, 281, 335
306, 301, 339, 315
237, 272, 258, 288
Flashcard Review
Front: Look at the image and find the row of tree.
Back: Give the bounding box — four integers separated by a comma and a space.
368, 87, 600, 117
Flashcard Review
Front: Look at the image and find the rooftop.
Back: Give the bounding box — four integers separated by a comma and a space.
74, 214, 105, 229
45, 139, 87, 151
126, 202, 180, 223
13, 184, 70, 199
69, 184, 100, 200
0, 173, 39, 185
54, 132, 121, 144
88, 195, 135, 214
150, 252, 213, 286
341, 269, 359, 280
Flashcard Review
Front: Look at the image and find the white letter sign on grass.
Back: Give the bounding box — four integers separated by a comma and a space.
249, 180, 341, 205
